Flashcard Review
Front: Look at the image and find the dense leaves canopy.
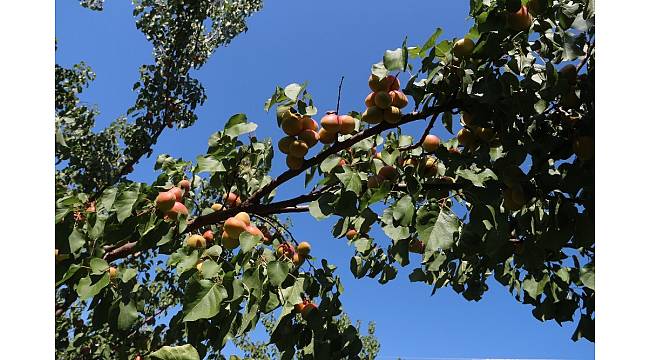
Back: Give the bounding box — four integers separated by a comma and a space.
56, 0, 595, 358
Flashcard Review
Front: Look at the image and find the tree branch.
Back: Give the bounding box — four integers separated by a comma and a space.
398, 114, 437, 151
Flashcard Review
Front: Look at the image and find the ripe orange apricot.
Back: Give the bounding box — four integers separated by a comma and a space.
508, 5, 532, 32
225, 192, 241, 207
203, 230, 214, 243
292, 252, 305, 267
338, 115, 356, 135
378, 165, 398, 181
452, 38, 475, 58
281, 112, 303, 136
383, 106, 402, 124
288, 139, 309, 158
318, 128, 337, 144
320, 112, 341, 132
457, 128, 475, 147
276, 243, 295, 259
211, 203, 223, 211
224, 217, 247, 238
286, 155, 304, 170
187, 234, 207, 248
246, 225, 264, 239
422, 134, 441, 152
390, 90, 408, 109
109, 266, 118, 280
365, 92, 376, 107
301, 116, 318, 131
361, 106, 383, 124
234, 211, 251, 226
374, 91, 392, 110
155, 191, 176, 212
301, 302, 318, 317
168, 187, 183, 202
296, 241, 311, 256
367, 175, 384, 189
298, 129, 319, 147
420, 157, 438, 177
368, 74, 382, 92
278, 136, 294, 154
165, 201, 188, 220
178, 179, 190, 192
379, 75, 400, 91
346, 229, 357, 240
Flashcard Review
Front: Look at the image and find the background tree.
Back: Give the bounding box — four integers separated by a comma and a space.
56, 0, 595, 359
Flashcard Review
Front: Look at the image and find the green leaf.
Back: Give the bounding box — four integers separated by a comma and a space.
90, 258, 110, 275
419, 28, 443, 57
196, 155, 225, 174
384, 47, 405, 71
68, 228, 86, 254
371, 62, 388, 79
336, 169, 363, 195
278, 278, 305, 320
118, 299, 139, 331
203, 245, 223, 259
442, 111, 453, 134
199, 259, 221, 279
55, 206, 70, 223
382, 222, 410, 241
183, 279, 227, 322
224, 114, 257, 138
176, 250, 199, 275
456, 168, 497, 187
56, 264, 82, 286
580, 263, 595, 290
416, 206, 459, 254
239, 231, 261, 254
75, 273, 110, 300
121, 268, 137, 283
392, 195, 414, 227
267, 261, 291, 287
114, 183, 141, 223
151, 344, 200, 360
284, 83, 303, 101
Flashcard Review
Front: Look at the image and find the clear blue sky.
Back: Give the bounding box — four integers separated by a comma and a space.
56, 1, 594, 359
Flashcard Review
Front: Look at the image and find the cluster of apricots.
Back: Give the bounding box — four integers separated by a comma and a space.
154, 179, 192, 220
276, 241, 311, 267
361, 74, 408, 125
500, 166, 530, 211
278, 111, 323, 170
455, 112, 497, 150
319, 111, 356, 144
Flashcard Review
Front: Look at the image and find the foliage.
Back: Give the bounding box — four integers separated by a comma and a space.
56, 1, 595, 359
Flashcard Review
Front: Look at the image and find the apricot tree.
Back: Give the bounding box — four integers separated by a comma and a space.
56, 0, 595, 359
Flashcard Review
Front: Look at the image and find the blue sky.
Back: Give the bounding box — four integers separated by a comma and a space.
56, 1, 594, 359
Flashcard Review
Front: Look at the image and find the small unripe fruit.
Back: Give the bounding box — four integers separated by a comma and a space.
379, 75, 400, 91
278, 136, 294, 154
203, 230, 214, 243
296, 241, 311, 256
508, 5, 532, 32
338, 158, 347, 167
301, 116, 318, 131
234, 212, 251, 226
367, 175, 385, 189
559, 64, 578, 85
422, 134, 441, 152
178, 179, 190, 193
224, 217, 247, 238
155, 191, 175, 212
187, 234, 207, 248
391, 90, 408, 109
457, 128, 475, 147
211, 203, 223, 212
368, 74, 382, 92
379, 165, 398, 181
346, 229, 357, 240
109, 266, 118, 280
221, 231, 239, 249
361, 106, 383, 124
383, 106, 402, 124
288, 139, 309, 158
452, 38, 475, 58
165, 202, 188, 220
276, 243, 295, 259
298, 130, 319, 147
573, 136, 594, 161
374, 91, 392, 109
281, 113, 303, 136
365, 92, 376, 107
338, 115, 356, 135
225, 193, 241, 207
321, 112, 341, 132
168, 187, 183, 202
286, 155, 304, 170
318, 128, 337, 144
292, 253, 305, 267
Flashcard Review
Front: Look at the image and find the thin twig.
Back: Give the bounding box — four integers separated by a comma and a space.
335, 76, 344, 115
398, 114, 437, 151
577, 41, 594, 73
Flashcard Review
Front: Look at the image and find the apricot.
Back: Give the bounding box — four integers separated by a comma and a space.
318, 128, 337, 144
338, 115, 356, 135
420, 157, 438, 177
320, 112, 341, 132
449, 147, 462, 156
374, 91, 393, 110
573, 136, 594, 161
508, 5, 532, 32
346, 229, 357, 240
403, 158, 417, 167
186, 234, 207, 248
286, 155, 304, 170
422, 134, 441, 152
367, 175, 384, 189
224, 217, 247, 238
234, 212, 251, 226
278, 136, 294, 154
365, 92, 376, 107
109, 266, 118, 280
368, 74, 382, 92
301, 302, 318, 317
383, 106, 402, 124
292, 253, 305, 267
294, 300, 307, 314
225, 192, 241, 207
281, 112, 303, 136
361, 106, 383, 124
298, 130, 319, 147
296, 241, 311, 256
165, 201, 188, 220
379, 75, 400, 91
457, 128, 475, 147
196, 261, 203, 272
168, 187, 183, 202
211, 203, 223, 212
246, 225, 264, 238
289, 140, 309, 158
221, 231, 240, 249
178, 179, 190, 193
155, 191, 175, 212
391, 90, 408, 109
379, 165, 398, 181
276, 243, 295, 260
452, 38, 475, 58
301, 116, 318, 131
203, 230, 214, 243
